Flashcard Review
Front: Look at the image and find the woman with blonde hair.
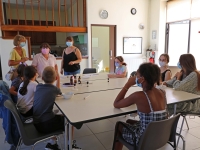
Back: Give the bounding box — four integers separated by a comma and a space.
8, 35, 29, 80
8, 35, 29, 67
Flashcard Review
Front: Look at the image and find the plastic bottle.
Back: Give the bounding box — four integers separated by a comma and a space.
70, 76, 74, 85
32, 51, 35, 58
74, 75, 77, 85
78, 76, 81, 84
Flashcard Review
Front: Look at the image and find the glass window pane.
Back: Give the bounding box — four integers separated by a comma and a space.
168, 22, 189, 66
189, 20, 200, 70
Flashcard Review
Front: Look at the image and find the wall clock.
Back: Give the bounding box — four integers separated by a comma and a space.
131, 8, 137, 15
100, 10, 108, 19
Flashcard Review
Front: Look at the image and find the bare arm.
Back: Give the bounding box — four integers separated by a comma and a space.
114, 76, 136, 108
56, 70, 60, 89
108, 71, 127, 78
164, 70, 171, 81
60, 50, 65, 74
9, 86, 17, 95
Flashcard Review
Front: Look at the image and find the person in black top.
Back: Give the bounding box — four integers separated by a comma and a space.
60, 36, 82, 75
159, 53, 172, 82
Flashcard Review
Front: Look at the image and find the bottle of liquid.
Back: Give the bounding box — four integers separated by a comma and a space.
70, 76, 74, 85
32, 51, 35, 58
78, 76, 81, 84
74, 75, 77, 85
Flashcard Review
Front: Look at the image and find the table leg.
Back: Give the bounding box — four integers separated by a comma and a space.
69, 124, 72, 150
174, 104, 177, 115
64, 118, 68, 150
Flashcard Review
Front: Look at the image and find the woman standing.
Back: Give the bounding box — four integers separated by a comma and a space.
60, 36, 82, 75
8, 35, 29, 80
8, 35, 29, 67
32, 43, 58, 77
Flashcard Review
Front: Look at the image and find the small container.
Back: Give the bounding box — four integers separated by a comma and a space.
78, 76, 81, 84
74, 76, 77, 85
62, 92, 74, 100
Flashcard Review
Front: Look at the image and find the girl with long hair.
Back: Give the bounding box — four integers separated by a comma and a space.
17, 66, 38, 117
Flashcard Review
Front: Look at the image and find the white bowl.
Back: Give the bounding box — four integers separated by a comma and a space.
62, 92, 74, 100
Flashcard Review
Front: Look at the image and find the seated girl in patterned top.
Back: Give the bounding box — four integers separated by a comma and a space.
108, 56, 127, 78
113, 63, 168, 149
163, 54, 200, 116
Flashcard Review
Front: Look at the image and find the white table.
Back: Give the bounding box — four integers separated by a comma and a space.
55, 88, 137, 150
60, 78, 129, 94
55, 86, 200, 150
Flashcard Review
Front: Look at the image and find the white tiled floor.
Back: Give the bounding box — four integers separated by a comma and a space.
1, 115, 200, 150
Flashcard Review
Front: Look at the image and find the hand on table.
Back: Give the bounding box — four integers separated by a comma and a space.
108, 74, 116, 78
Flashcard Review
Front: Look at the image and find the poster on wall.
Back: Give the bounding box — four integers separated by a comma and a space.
123, 37, 142, 54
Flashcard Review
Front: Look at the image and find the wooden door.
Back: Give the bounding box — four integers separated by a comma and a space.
109, 26, 116, 73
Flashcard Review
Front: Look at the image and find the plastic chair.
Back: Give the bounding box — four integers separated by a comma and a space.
4, 100, 64, 150
112, 114, 185, 150
177, 112, 200, 146
83, 68, 97, 74
130, 71, 137, 77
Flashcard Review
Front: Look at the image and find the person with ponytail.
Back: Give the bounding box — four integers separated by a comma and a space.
163, 54, 200, 115
17, 66, 38, 117
108, 56, 127, 78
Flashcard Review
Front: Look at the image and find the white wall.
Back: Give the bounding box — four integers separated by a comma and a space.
149, 0, 167, 64
86, 0, 150, 67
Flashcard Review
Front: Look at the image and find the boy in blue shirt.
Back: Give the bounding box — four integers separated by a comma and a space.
33, 66, 81, 150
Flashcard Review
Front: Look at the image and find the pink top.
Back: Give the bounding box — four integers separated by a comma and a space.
32, 53, 57, 77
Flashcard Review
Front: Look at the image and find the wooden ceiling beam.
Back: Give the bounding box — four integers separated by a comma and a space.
1, 25, 87, 32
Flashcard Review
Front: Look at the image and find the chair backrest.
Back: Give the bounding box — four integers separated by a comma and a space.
137, 114, 180, 150
4, 100, 27, 139
130, 71, 137, 77
83, 68, 97, 74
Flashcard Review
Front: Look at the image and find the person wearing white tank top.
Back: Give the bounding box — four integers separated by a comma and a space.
113, 63, 168, 150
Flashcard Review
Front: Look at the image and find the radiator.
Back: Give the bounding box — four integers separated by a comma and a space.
124, 58, 146, 76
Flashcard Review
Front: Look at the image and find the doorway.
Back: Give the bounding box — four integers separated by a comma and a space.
91, 25, 116, 73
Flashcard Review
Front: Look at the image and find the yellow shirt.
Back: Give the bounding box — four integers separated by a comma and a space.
9, 48, 27, 68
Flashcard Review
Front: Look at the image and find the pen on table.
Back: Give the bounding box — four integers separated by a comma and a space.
84, 95, 90, 100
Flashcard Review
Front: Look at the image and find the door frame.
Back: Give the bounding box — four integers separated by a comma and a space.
91, 24, 117, 73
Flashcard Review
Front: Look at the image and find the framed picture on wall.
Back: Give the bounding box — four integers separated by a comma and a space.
123, 37, 142, 54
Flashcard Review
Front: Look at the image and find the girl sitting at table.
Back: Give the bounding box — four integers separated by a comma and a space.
17, 66, 38, 117
159, 53, 172, 82
108, 56, 127, 78
163, 54, 200, 115
113, 63, 168, 149
9, 64, 26, 103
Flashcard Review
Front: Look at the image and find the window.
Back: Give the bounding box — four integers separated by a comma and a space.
167, 21, 190, 66
166, 0, 200, 68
